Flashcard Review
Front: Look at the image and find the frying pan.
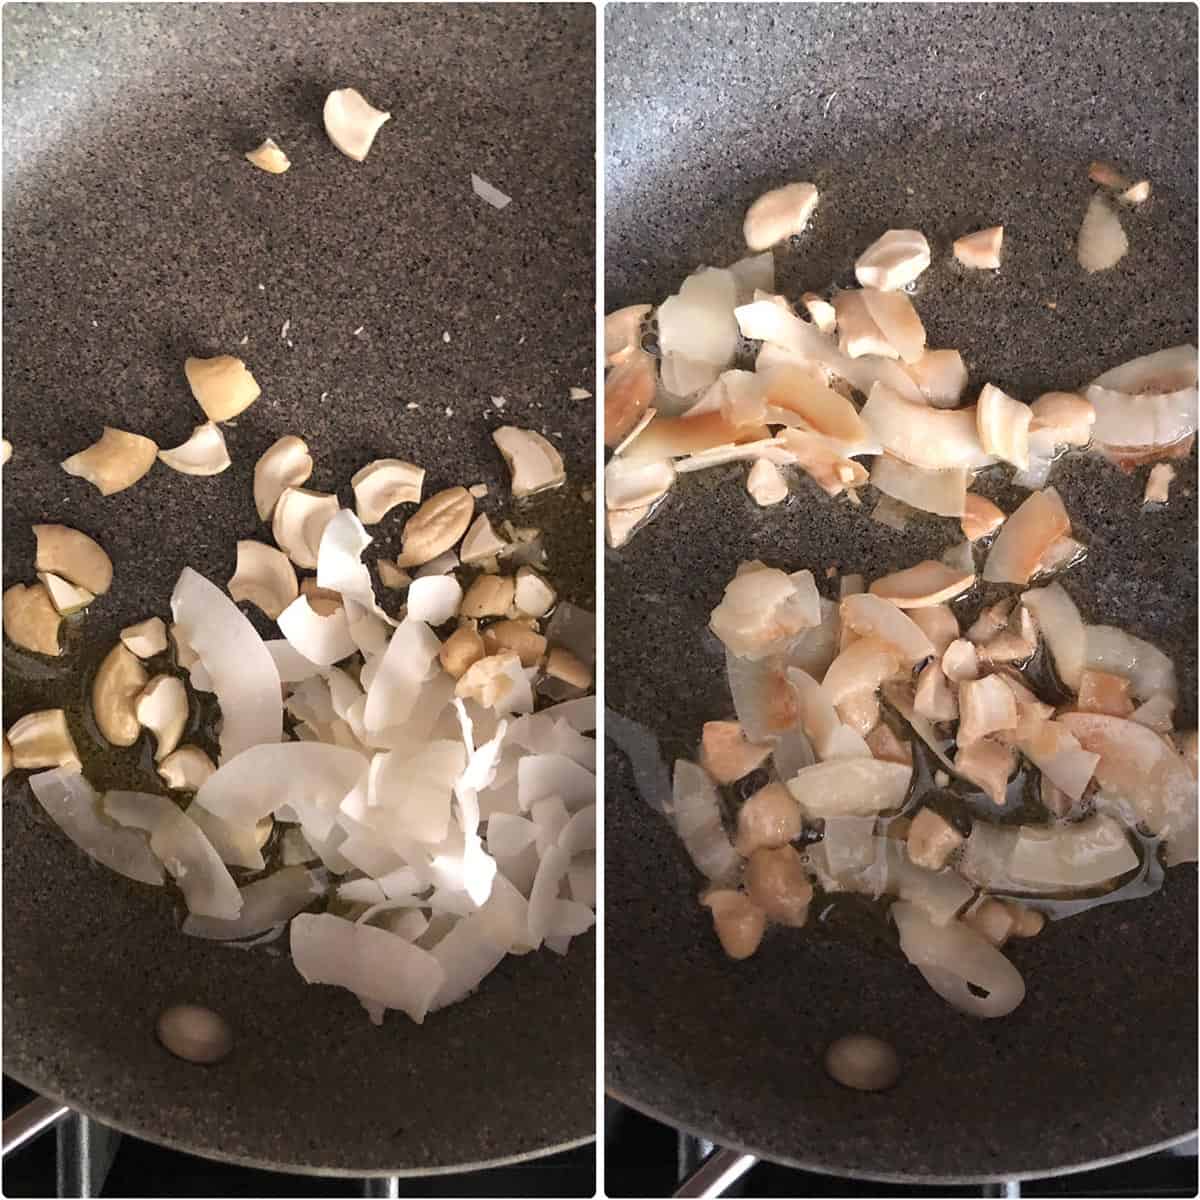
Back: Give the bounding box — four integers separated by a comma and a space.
2, 2, 594, 1176
605, 2, 1197, 1183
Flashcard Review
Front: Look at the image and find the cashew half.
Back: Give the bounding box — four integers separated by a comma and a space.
254, 436, 314, 521
158, 745, 216, 791
135, 675, 189, 761
7, 709, 80, 769
93, 643, 149, 746
351, 459, 424, 525
184, 355, 261, 423
460, 513, 507, 564
272, 487, 339, 569
120, 617, 168, 658
158, 422, 231, 475
61, 427, 158, 495
33, 524, 113, 594
228, 540, 299, 619
37, 572, 94, 615
246, 138, 291, 173
323, 87, 391, 162
3, 583, 63, 656
492, 427, 566, 497
514, 566, 555, 618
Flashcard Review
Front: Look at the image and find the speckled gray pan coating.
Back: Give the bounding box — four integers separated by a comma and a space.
2, 2, 594, 1177
606, 2, 1196, 1183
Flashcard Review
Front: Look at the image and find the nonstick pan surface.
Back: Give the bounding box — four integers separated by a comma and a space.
3, 2, 594, 1176
605, 2, 1197, 1182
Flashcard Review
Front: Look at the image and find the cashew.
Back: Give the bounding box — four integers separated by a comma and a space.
377, 560, 411, 590
37, 572, 94, 615
7, 709, 80, 769
514, 566, 555, 618
1, 439, 11, 465
1007, 904, 1046, 938
228, 540, 299, 619
906, 807, 964, 870
965, 897, 1016, 946
745, 845, 813, 926
396, 487, 474, 568
700, 720, 771, 784
482, 619, 546, 668
33, 524, 112, 594
743, 181, 820, 251
135, 675, 189, 762
606, 505, 650, 548
91, 643, 149, 746
120, 617, 168, 659
2, 736, 11, 778
61, 427, 158, 495
245, 137, 290, 173
454, 650, 522, 708
701, 889, 766, 960
184, 355, 261, 422
351, 459, 425, 525
438, 625, 486, 679
461, 573, 514, 619
299, 577, 343, 616
158, 745, 216, 791
855, 229, 931, 291
605, 455, 675, 510
158, 422, 231, 475
735, 781, 802, 856
604, 304, 651, 366
492, 427, 566, 497
833, 290, 897, 359
545, 646, 591, 691
953, 226, 1004, 270
3, 583, 62, 656
323, 87, 390, 162
254, 436, 314, 521
272, 487, 339, 569
460, 513, 508, 565
824, 1034, 900, 1092
746, 458, 788, 506
1120, 180, 1151, 206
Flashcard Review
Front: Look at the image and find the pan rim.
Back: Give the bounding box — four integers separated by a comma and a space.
5, 1064, 595, 1179
605, 1084, 1197, 1185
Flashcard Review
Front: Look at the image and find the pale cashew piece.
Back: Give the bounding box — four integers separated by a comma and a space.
323, 88, 391, 162
61, 427, 158, 496
254, 436, 314, 521
461, 573, 514, 619
953, 226, 1004, 270
746, 458, 788, 506
743, 181, 820, 251
33, 524, 113, 594
135, 675, 189, 762
158, 422, 231, 475
545, 646, 591, 691
272, 487, 340, 570
376, 560, 411, 590
459, 513, 508, 564
454, 650, 522, 708
514, 566, 556, 618
120, 617, 169, 658
184, 355, 261, 423
1, 439, 11, 465
801, 292, 837, 333
246, 137, 291, 173
438, 625, 486, 679
482, 619, 547, 668
3, 583, 63, 656
492, 427, 566, 498
228, 540, 299, 619
7, 709, 80, 769
855, 229, 931, 291
37, 572, 95, 615
396, 487, 474, 568
351, 459, 425, 525
701, 889, 766, 960
906, 806, 964, 870
158, 745, 217, 791
92, 643, 149, 746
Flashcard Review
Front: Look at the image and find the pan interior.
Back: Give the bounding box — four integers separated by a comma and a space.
605, 2, 1197, 1181
3, 2, 595, 1175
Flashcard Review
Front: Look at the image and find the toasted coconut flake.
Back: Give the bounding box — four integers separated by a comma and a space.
605, 305, 652, 366
861, 383, 991, 470
709, 565, 820, 660
351, 459, 425, 525
657, 267, 739, 387
958, 675, 1017, 745
743, 181, 820, 251
759, 364, 875, 446
246, 137, 290, 173
184, 355, 261, 422
228, 540, 299, 620
1077, 669, 1135, 717
840, 593, 934, 663
1143, 462, 1176, 505
272, 487, 340, 570
1077, 194, 1128, 273
870, 455, 967, 518
870, 495, 910, 530
61, 427, 157, 495
1086, 345, 1198, 450
976, 383, 1031, 470
914, 661, 958, 722
785, 757, 911, 818
833, 289, 897, 359
323, 87, 390, 161
953, 226, 1003, 270
605, 350, 656, 446
621, 409, 770, 462
936, 639, 977, 685
1130, 693, 1175, 733
977, 605, 1038, 665
855, 229, 931, 291
822, 638, 902, 705
960, 493, 1006, 542
902, 349, 969, 408
700, 720, 772, 783
1083, 624, 1176, 703
861, 287, 927, 363
906, 605, 958, 657
3, 582, 63, 657
254, 436, 313, 521
802, 292, 837, 333
747, 458, 788, 506
158, 422, 230, 475
982, 487, 1070, 585
1019, 583, 1084, 690
1030, 392, 1095, 445
492, 426, 566, 497
606, 505, 651, 549
604, 455, 676, 510
956, 739, 1013, 806
9, 709, 80, 769
869, 561, 974, 608
774, 428, 868, 497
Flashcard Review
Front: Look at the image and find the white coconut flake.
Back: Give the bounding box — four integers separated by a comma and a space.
183, 867, 323, 940
471, 173, 512, 210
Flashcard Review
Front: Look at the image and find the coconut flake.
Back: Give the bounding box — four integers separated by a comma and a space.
1077, 194, 1128, 273
471, 173, 511, 210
